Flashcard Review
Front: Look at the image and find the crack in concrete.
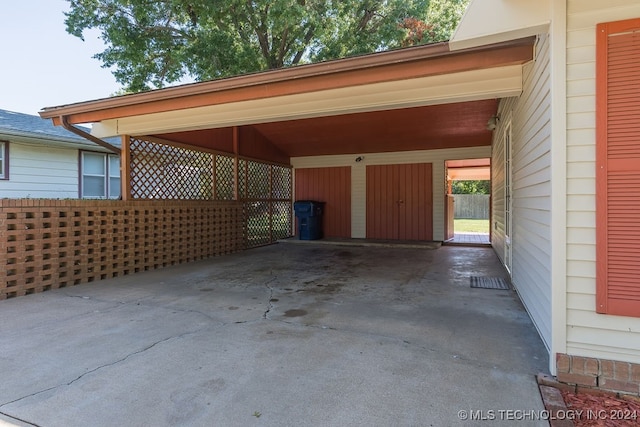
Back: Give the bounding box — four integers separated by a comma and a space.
65, 292, 223, 325
0, 410, 40, 427
0, 326, 212, 410
65, 293, 124, 302
262, 277, 277, 320
64, 293, 136, 308
67, 285, 506, 375
2, 294, 126, 336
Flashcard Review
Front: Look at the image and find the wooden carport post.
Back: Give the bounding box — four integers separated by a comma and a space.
269, 166, 274, 242
233, 126, 247, 247
121, 135, 131, 200
233, 126, 239, 201
444, 169, 454, 241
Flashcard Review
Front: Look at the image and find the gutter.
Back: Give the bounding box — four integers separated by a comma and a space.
60, 115, 121, 155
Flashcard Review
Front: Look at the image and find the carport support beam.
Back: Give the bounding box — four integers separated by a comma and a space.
121, 135, 131, 201
233, 126, 240, 201
269, 167, 273, 241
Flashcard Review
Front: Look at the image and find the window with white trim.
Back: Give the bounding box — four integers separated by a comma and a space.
0, 141, 7, 180
80, 151, 121, 199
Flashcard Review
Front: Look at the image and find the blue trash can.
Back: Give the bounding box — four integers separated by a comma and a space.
293, 200, 325, 240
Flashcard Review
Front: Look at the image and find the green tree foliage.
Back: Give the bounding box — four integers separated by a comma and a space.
452, 180, 491, 195
425, 0, 469, 41
65, 0, 469, 92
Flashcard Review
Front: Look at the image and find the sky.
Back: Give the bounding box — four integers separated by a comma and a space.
0, 1, 121, 116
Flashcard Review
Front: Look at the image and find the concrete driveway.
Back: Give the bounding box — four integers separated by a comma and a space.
0, 243, 548, 426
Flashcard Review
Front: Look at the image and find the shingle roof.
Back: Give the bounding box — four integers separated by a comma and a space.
0, 109, 120, 148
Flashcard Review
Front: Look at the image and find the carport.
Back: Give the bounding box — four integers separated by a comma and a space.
40, 37, 534, 244
0, 41, 551, 424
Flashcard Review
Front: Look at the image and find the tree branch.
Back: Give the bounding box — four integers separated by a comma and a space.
252, 2, 273, 68
292, 25, 315, 64
276, 27, 290, 68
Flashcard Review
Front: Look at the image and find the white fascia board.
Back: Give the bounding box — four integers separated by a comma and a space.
450, 0, 551, 51
91, 65, 523, 138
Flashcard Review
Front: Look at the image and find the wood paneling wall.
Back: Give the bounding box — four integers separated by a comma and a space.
295, 167, 351, 238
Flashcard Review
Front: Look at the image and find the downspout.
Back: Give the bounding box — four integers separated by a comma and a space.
60, 115, 121, 155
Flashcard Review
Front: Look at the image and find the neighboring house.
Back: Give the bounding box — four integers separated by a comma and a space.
37, 0, 640, 393
0, 109, 121, 199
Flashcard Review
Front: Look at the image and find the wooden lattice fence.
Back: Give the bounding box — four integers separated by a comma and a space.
128, 137, 292, 248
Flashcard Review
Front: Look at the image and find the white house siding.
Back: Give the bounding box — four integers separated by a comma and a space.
292, 146, 491, 241
566, 0, 640, 364
493, 34, 553, 351
491, 97, 514, 267
0, 142, 79, 198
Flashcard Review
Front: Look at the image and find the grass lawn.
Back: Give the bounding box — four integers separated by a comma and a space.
455, 219, 490, 233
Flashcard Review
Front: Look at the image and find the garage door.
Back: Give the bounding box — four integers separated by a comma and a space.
295, 167, 351, 238
366, 163, 433, 240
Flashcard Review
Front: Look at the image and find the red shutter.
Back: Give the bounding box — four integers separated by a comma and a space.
596, 18, 640, 316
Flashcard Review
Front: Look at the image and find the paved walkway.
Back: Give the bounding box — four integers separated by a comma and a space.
0, 244, 547, 427
452, 232, 491, 245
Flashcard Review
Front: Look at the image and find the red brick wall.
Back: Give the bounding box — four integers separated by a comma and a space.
557, 353, 640, 395
0, 199, 245, 299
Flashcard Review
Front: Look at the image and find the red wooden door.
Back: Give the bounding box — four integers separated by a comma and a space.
295, 167, 351, 238
366, 163, 432, 240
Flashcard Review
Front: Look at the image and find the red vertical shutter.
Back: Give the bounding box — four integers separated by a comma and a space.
596, 18, 640, 316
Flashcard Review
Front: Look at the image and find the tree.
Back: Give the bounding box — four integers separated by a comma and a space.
425, 0, 469, 42
65, 0, 470, 92
452, 180, 491, 195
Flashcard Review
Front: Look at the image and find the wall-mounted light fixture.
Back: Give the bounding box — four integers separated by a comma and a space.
355, 156, 364, 162
486, 115, 500, 131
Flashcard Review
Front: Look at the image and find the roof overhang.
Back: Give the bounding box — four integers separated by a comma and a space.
92, 65, 523, 138
39, 37, 535, 139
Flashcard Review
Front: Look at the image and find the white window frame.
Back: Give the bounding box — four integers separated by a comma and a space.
108, 154, 121, 199
0, 141, 7, 180
80, 151, 121, 199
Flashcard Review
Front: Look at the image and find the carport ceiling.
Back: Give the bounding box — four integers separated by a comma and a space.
252, 99, 497, 156
157, 100, 497, 157
447, 158, 491, 181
